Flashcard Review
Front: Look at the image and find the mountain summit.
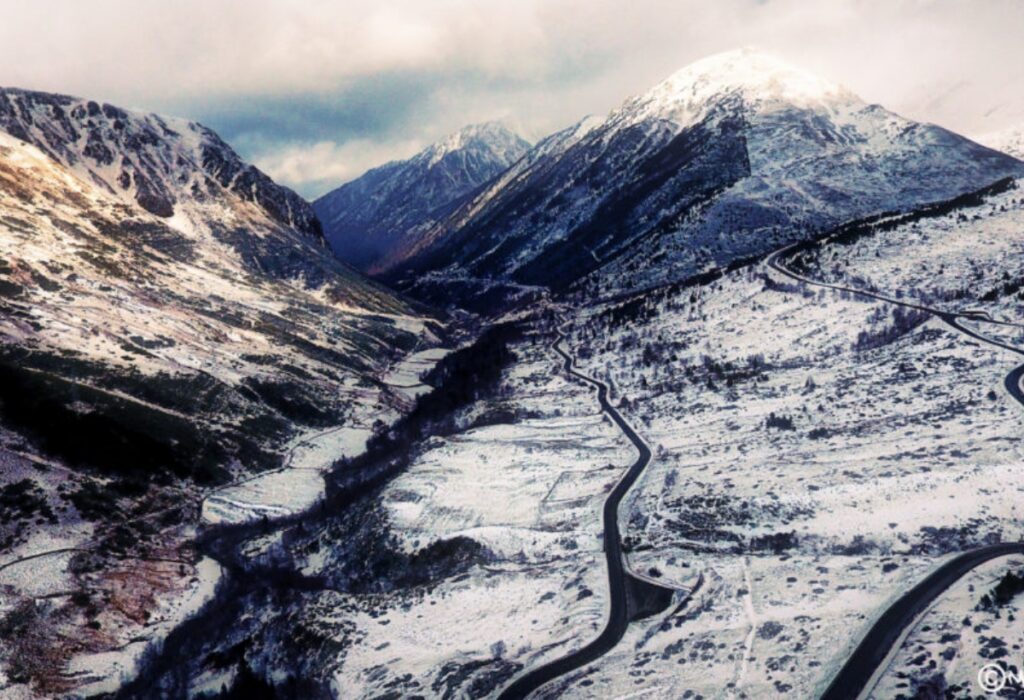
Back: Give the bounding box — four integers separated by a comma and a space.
420, 121, 530, 168
381, 49, 1024, 303
314, 122, 530, 271
617, 48, 856, 128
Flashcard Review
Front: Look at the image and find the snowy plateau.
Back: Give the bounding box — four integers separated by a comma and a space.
1, 47, 1024, 700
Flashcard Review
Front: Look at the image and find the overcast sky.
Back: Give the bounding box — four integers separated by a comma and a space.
1, 0, 1021, 197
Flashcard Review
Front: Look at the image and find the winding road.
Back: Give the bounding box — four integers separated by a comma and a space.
767, 245, 1024, 699
502, 244, 1024, 699
497, 331, 657, 699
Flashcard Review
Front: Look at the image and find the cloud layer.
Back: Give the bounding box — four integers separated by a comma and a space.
2, 0, 1022, 196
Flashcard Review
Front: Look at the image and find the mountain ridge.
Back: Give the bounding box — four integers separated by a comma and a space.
0, 86, 323, 239
379, 49, 1024, 304
0, 89, 436, 484
313, 122, 530, 272
0, 86, 442, 695
977, 125, 1024, 158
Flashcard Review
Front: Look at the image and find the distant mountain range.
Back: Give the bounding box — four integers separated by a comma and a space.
314, 122, 530, 272
330, 49, 1024, 307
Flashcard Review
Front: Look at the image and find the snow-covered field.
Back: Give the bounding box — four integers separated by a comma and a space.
548, 200, 1024, 696
871, 554, 1024, 698
230, 331, 638, 698
201, 424, 374, 525
555, 553, 942, 698
382, 346, 452, 402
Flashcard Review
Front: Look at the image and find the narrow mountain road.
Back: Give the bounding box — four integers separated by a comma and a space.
821, 543, 1024, 700
0, 499, 196, 581
766, 245, 1024, 700
199, 422, 357, 522
0, 547, 84, 575
765, 245, 1024, 402
498, 331, 656, 699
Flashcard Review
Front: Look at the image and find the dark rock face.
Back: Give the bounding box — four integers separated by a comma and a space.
199, 128, 323, 239
0, 89, 180, 218
0, 87, 322, 237
313, 122, 530, 271
405, 108, 751, 291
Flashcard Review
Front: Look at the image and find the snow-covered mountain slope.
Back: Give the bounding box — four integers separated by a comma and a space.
0, 87, 320, 237
0, 94, 443, 695
549, 180, 1024, 697
0, 127, 432, 480
313, 122, 530, 271
385, 49, 1024, 300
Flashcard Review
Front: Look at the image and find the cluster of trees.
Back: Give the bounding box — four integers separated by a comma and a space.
853, 306, 930, 352
764, 412, 796, 431
981, 269, 1024, 303
978, 569, 1024, 610
326, 322, 524, 501
750, 530, 798, 553
700, 353, 768, 390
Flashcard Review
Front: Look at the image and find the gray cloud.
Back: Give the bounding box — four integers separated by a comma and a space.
1, 0, 1021, 197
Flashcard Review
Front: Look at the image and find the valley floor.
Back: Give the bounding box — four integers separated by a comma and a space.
220, 327, 635, 697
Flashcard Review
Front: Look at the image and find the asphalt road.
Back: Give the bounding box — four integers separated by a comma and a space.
767, 245, 1024, 699
820, 543, 1024, 700
497, 331, 654, 699
766, 246, 1024, 407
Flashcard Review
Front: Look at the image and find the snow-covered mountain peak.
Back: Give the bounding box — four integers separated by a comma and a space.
314, 120, 530, 271
619, 48, 859, 129
421, 121, 529, 168
666, 48, 849, 101
387, 50, 1024, 304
